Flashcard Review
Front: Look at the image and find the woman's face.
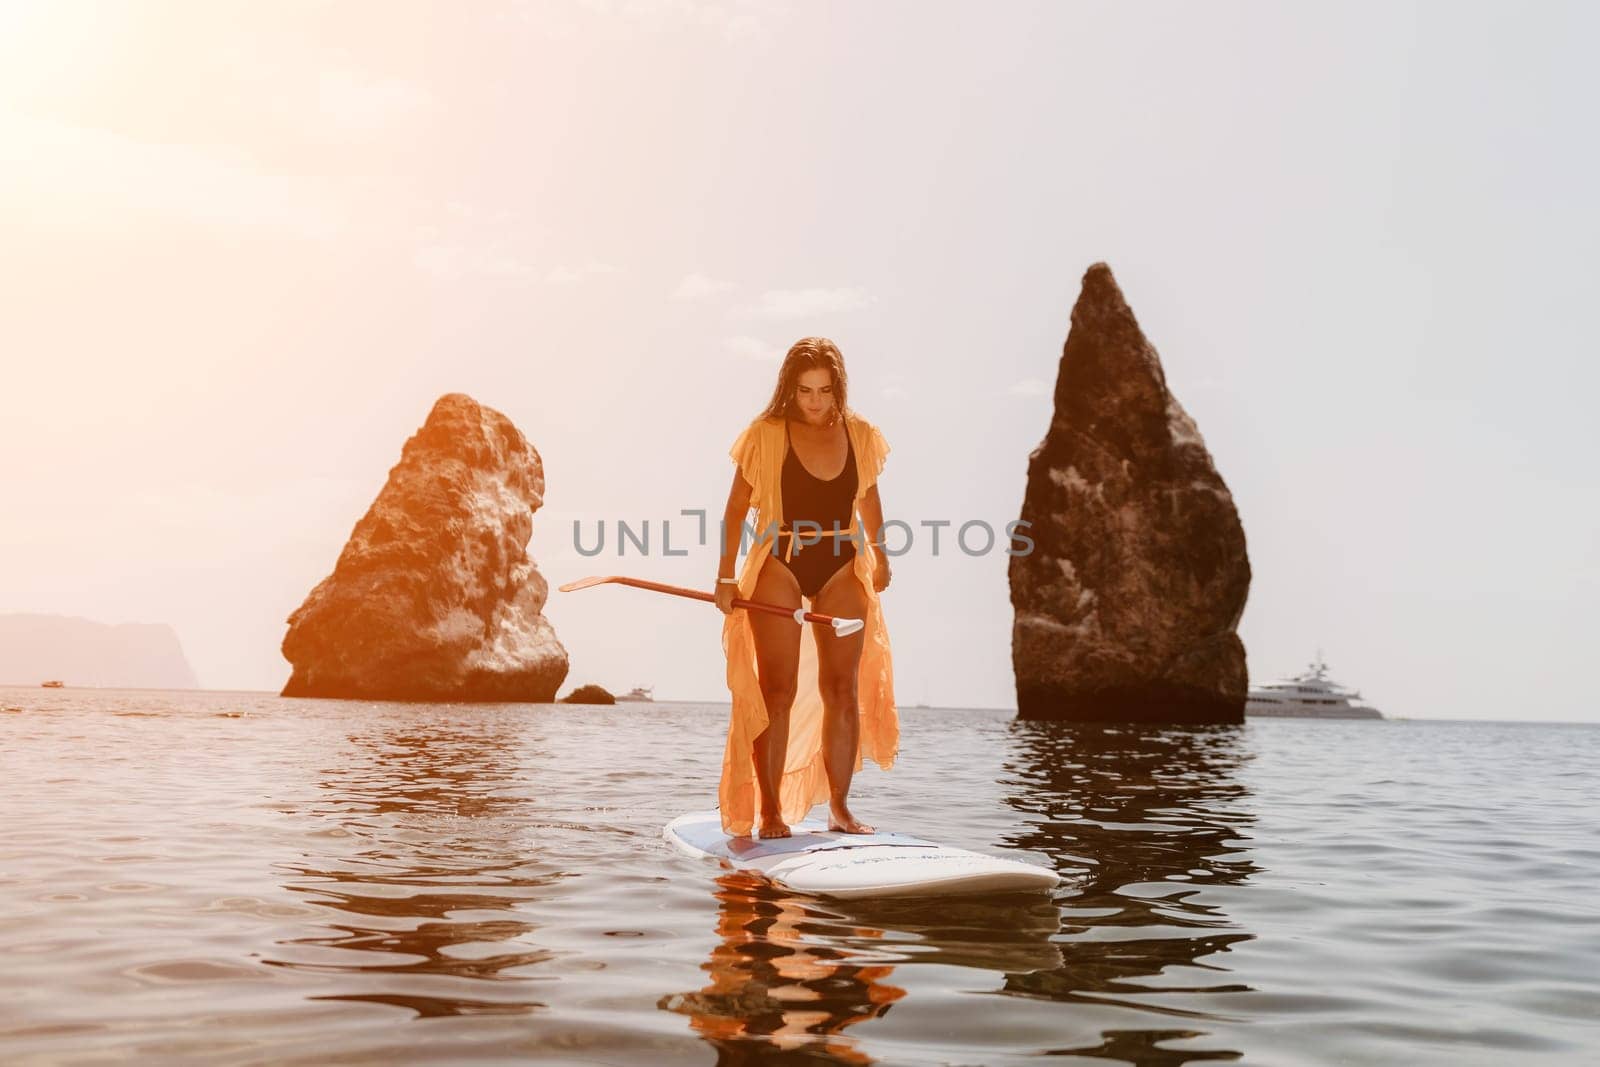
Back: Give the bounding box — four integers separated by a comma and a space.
792, 367, 837, 426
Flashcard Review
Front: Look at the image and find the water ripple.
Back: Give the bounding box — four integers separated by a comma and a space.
1, 690, 1596, 1064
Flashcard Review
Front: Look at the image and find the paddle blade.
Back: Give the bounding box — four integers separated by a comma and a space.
557, 575, 617, 593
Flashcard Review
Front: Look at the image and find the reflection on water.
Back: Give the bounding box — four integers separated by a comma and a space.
267, 717, 563, 1018
1000, 722, 1258, 1062
662, 873, 906, 1064
663, 873, 1067, 1063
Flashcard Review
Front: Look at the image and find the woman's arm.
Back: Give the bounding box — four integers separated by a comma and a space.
718, 469, 753, 580
859, 483, 892, 591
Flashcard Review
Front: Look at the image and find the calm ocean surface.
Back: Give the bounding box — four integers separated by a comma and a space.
1, 688, 1595, 1066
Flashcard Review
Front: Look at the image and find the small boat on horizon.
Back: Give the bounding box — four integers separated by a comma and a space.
1247, 654, 1383, 719
40, 680, 65, 688
615, 685, 655, 702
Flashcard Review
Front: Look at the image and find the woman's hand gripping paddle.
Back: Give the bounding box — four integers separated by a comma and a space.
557, 575, 865, 637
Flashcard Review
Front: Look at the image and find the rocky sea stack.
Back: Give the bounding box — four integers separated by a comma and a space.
281, 393, 569, 702
560, 684, 616, 705
1010, 264, 1250, 723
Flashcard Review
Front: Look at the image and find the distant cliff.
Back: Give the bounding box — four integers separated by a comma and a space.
0, 614, 200, 689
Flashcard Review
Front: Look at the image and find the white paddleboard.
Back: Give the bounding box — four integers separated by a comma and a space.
664, 810, 1060, 900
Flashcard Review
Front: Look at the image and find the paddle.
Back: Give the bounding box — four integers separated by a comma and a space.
557, 575, 865, 636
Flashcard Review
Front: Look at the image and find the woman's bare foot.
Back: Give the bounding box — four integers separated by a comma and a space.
758, 815, 791, 839
828, 807, 874, 834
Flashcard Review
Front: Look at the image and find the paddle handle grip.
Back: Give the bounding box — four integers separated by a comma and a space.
734, 595, 858, 632
578, 575, 862, 633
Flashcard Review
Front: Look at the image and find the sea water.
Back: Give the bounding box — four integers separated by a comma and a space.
1, 688, 1595, 1065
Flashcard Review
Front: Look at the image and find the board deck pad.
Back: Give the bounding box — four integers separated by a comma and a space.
665, 810, 1060, 899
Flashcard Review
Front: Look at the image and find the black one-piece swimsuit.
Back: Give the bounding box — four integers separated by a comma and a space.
770, 419, 858, 598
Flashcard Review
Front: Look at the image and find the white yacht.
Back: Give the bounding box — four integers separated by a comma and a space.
1246, 654, 1383, 719
615, 686, 655, 703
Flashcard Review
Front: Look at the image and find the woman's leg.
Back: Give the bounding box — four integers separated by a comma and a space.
750, 554, 802, 838
810, 559, 872, 833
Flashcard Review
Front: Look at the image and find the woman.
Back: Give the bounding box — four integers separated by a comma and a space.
714, 337, 898, 839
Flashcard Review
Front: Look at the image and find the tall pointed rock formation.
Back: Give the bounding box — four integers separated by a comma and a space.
1010, 264, 1250, 722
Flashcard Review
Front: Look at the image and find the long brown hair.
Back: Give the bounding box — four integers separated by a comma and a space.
759, 337, 850, 425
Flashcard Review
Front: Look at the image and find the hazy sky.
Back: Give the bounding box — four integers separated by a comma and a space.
3, 1, 1595, 721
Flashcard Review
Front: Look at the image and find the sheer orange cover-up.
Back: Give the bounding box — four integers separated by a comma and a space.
719, 411, 899, 836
